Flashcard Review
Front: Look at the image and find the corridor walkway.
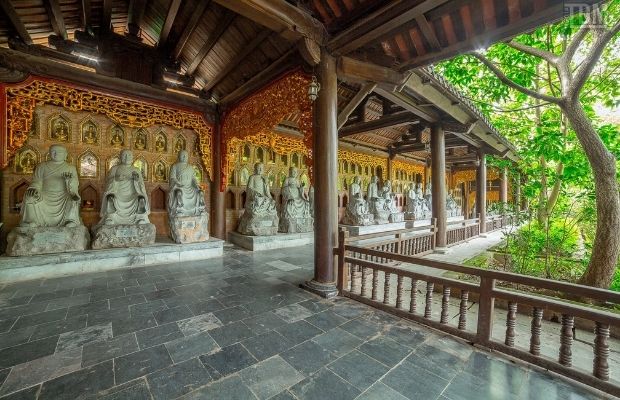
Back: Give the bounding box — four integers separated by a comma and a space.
0, 244, 611, 400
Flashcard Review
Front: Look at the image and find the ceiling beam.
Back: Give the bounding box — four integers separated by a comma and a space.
329, 0, 450, 55
414, 15, 439, 50
81, 0, 91, 30
394, 140, 467, 154
127, 0, 147, 34
339, 110, 417, 138
204, 30, 271, 92
186, 11, 235, 76
374, 86, 438, 122
0, 1, 33, 45
159, 0, 182, 47
337, 56, 405, 88
221, 47, 296, 107
337, 82, 377, 129
172, 0, 210, 59
101, 0, 113, 35
44, 0, 67, 39
212, 0, 325, 44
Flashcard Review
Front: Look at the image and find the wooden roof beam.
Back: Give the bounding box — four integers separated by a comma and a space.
1, 1, 33, 45
374, 86, 438, 122
44, 0, 67, 39
337, 56, 406, 88
186, 11, 236, 76
159, 0, 182, 47
81, 0, 91, 31
329, 0, 450, 55
127, 0, 148, 35
414, 15, 440, 50
101, 0, 112, 35
172, 0, 210, 59
337, 82, 377, 129
212, 0, 325, 44
204, 30, 272, 92
339, 110, 417, 138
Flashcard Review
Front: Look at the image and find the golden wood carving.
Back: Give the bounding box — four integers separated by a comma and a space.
391, 159, 425, 180
222, 70, 313, 190
453, 168, 500, 185
0, 76, 213, 175
338, 149, 388, 179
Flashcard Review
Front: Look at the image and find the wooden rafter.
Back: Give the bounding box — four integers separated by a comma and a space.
159, 0, 182, 47
337, 82, 377, 129
81, 0, 91, 30
102, 0, 113, 34
186, 11, 236, 76
374, 87, 438, 122
173, 0, 210, 59
127, 0, 147, 32
204, 30, 272, 92
339, 111, 417, 138
0, 1, 33, 45
415, 14, 439, 50
212, 0, 325, 43
44, 0, 67, 39
329, 0, 450, 55
337, 56, 405, 87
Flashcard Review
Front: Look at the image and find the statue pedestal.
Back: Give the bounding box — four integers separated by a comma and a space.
389, 212, 405, 223
404, 212, 415, 221
91, 223, 156, 249
278, 217, 313, 233
169, 214, 209, 244
6, 226, 90, 256
237, 213, 278, 236
373, 210, 391, 224
342, 211, 374, 226
229, 231, 313, 251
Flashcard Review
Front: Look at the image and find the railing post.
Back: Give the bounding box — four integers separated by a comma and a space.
336, 228, 348, 293
476, 277, 495, 344
431, 218, 437, 250
395, 233, 401, 255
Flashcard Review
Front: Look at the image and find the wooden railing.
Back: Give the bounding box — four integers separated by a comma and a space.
336, 232, 620, 397
446, 217, 480, 246
486, 214, 513, 232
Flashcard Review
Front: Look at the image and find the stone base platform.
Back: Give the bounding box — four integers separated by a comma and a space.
0, 239, 224, 282
340, 221, 408, 237
6, 225, 90, 256
91, 223, 156, 249
229, 231, 313, 251
169, 214, 209, 243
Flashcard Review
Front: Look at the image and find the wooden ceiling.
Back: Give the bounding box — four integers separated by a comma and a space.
0, 0, 570, 162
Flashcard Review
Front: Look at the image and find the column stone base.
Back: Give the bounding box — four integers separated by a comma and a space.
433, 247, 452, 255
301, 280, 338, 299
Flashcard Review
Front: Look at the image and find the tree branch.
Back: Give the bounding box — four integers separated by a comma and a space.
563, 18, 590, 64
507, 41, 559, 65
471, 53, 561, 104
572, 20, 620, 95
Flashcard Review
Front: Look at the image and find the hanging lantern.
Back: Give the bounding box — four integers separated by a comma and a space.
308, 76, 321, 102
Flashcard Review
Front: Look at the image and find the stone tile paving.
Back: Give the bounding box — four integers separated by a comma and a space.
0, 244, 613, 399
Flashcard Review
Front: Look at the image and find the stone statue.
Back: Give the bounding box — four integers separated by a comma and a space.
6, 145, 90, 256
167, 150, 208, 243
278, 167, 313, 233
424, 182, 432, 211
416, 184, 431, 219
343, 175, 373, 226
308, 186, 315, 218
446, 191, 461, 218
405, 184, 417, 220
380, 181, 404, 223
91, 149, 155, 249
367, 175, 390, 224
237, 162, 278, 235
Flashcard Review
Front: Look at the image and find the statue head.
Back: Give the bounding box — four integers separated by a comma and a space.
254, 162, 264, 175
371, 175, 378, 184
353, 176, 361, 185
178, 150, 189, 163
288, 167, 298, 178
49, 145, 68, 162
384, 180, 392, 190
120, 149, 134, 165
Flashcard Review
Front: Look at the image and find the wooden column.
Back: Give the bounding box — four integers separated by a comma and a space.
303, 52, 338, 298
477, 150, 487, 234
210, 116, 226, 239
514, 171, 521, 212
500, 167, 508, 209
431, 123, 447, 249
463, 182, 470, 219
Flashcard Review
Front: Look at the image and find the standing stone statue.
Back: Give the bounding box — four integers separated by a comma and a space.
343, 176, 373, 226
446, 190, 461, 218
237, 162, 278, 235
405, 184, 417, 220
7, 145, 90, 256
308, 185, 315, 218
380, 181, 404, 223
91, 149, 155, 249
168, 150, 209, 243
424, 182, 432, 211
415, 184, 431, 219
278, 167, 313, 233
367, 175, 389, 224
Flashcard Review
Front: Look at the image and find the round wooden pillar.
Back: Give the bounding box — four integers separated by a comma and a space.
431, 123, 447, 249
477, 150, 487, 233
303, 52, 338, 298
500, 167, 508, 209
210, 119, 226, 239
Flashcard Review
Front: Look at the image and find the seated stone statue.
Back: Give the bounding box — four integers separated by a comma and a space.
167, 150, 208, 243
343, 176, 373, 226
380, 180, 404, 223
278, 167, 313, 233
367, 175, 390, 224
415, 184, 431, 219
20, 145, 81, 228
237, 162, 278, 235
446, 191, 461, 218
92, 150, 155, 249
7, 145, 90, 256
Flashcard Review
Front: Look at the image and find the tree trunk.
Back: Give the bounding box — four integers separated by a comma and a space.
563, 99, 620, 288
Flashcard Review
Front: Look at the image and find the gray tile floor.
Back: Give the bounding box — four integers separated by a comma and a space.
0, 245, 613, 400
